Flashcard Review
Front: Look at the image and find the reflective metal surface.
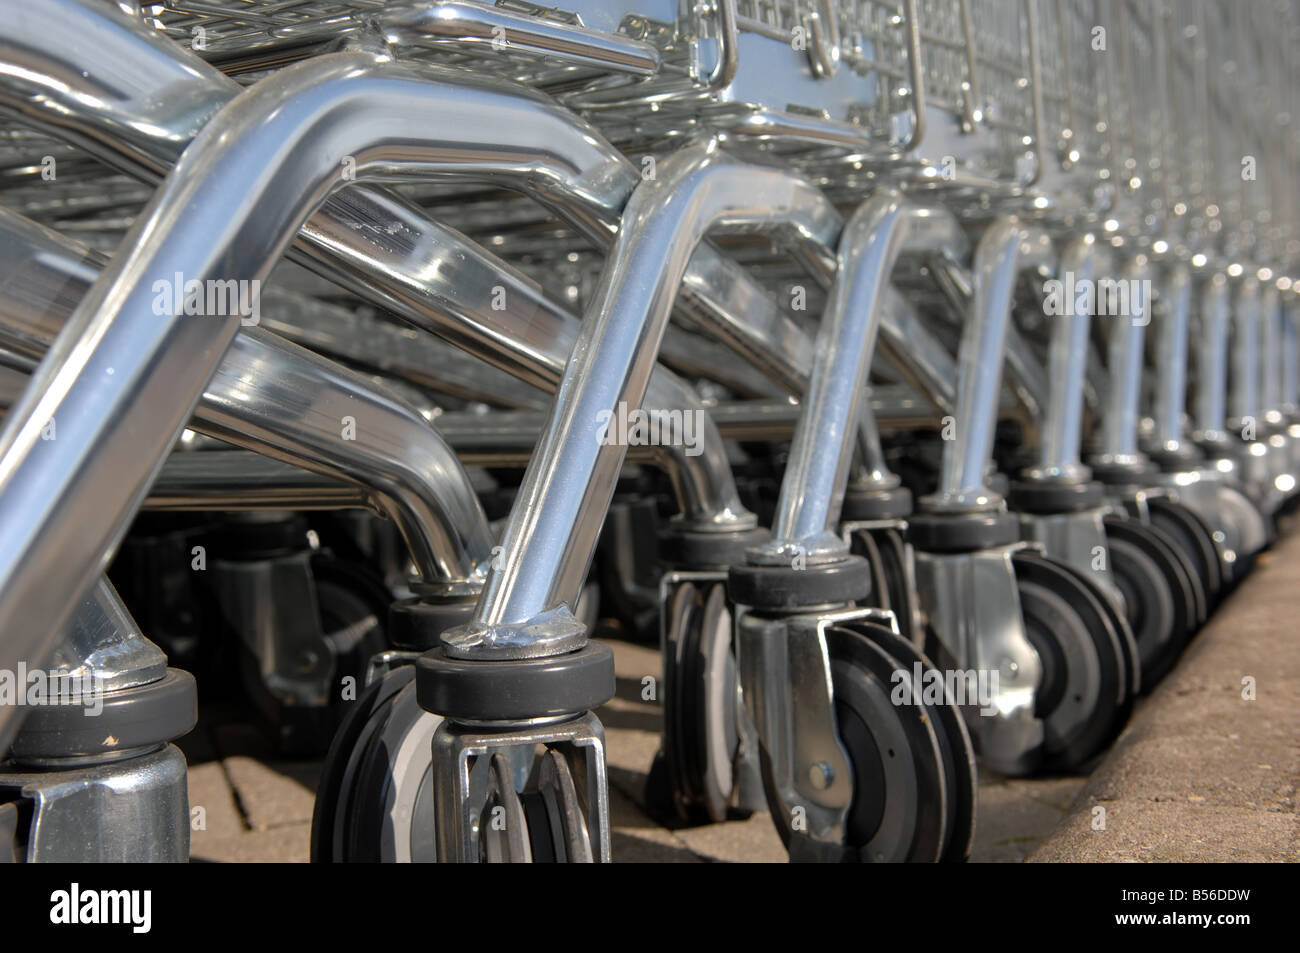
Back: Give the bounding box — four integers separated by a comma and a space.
1194, 272, 1231, 444
926, 219, 1056, 512
758, 193, 967, 564
1151, 264, 1193, 453
1027, 233, 1099, 483
0, 207, 494, 595
48, 577, 168, 695
913, 545, 1043, 775
0, 744, 190, 862
1095, 256, 1151, 466
450, 144, 838, 658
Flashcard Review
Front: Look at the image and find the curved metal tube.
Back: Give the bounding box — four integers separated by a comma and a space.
1259, 283, 1282, 420
0, 0, 230, 181
0, 207, 494, 593
925, 253, 1040, 417
295, 190, 747, 529
928, 219, 1057, 510
898, 0, 928, 154
205, 331, 495, 596
0, 50, 623, 672
1097, 257, 1152, 463
709, 0, 742, 90
147, 453, 365, 511
1230, 276, 1261, 425
1194, 272, 1231, 441
1152, 264, 1192, 451
459, 146, 838, 656
760, 193, 968, 562
850, 405, 899, 490
3, 0, 914, 510
0, 0, 770, 530
1029, 234, 1098, 481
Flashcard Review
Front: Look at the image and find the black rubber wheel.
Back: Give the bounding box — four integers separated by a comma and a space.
1117, 510, 1207, 631
1104, 524, 1183, 691
1011, 551, 1131, 772
315, 678, 591, 863
1145, 498, 1225, 608
480, 753, 533, 862
1033, 553, 1143, 701
827, 626, 949, 861
848, 526, 917, 643
761, 624, 954, 862
1105, 515, 1197, 683
517, 749, 594, 863
650, 580, 751, 826
311, 666, 426, 862
841, 621, 977, 862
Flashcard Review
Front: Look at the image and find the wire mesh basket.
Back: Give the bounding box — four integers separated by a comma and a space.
909, 0, 1040, 188
1100, 0, 1172, 236
1159, 0, 1210, 246
1030, 0, 1113, 220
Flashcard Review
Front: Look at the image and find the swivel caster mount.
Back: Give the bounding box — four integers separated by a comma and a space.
841, 484, 921, 645
313, 596, 614, 863
910, 510, 1137, 776
649, 525, 770, 826
727, 556, 977, 863
649, 570, 763, 826
733, 600, 976, 862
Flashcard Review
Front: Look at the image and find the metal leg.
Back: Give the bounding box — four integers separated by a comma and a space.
925, 219, 1056, 512
421, 146, 840, 860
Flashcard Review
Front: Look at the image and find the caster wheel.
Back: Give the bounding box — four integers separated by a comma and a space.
848, 527, 918, 643
764, 623, 972, 862
311, 666, 439, 862
481, 749, 594, 863
1011, 551, 1133, 772
1119, 509, 1207, 630
841, 621, 978, 862
1144, 498, 1225, 608
313, 670, 594, 863
1105, 515, 1202, 680
1053, 557, 1142, 703
237, 553, 393, 756
1103, 518, 1186, 690
650, 580, 754, 825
